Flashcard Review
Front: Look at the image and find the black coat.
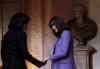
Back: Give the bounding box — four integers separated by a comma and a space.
1, 30, 44, 69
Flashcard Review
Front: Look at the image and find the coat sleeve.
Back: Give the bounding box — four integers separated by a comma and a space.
50, 30, 71, 60
17, 32, 44, 68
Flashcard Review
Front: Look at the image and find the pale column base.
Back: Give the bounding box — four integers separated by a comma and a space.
74, 45, 95, 69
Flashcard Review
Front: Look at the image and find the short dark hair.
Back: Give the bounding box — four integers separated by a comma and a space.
8, 12, 30, 30
48, 16, 70, 37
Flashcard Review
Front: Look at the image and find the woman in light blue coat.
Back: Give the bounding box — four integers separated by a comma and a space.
46, 16, 76, 69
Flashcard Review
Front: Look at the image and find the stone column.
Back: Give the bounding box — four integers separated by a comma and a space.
24, 0, 44, 69
74, 46, 95, 69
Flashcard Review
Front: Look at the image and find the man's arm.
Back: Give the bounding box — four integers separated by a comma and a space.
17, 32, 45, 68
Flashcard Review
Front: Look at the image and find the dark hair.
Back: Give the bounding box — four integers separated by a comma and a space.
48, 16, 70, 37
8, 12, 30, 30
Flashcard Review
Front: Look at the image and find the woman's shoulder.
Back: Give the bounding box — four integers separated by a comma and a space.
62, 30, 71, 34
61, 30, 72, 37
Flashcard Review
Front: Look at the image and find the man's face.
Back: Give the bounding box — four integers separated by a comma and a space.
23, 23, 28, 31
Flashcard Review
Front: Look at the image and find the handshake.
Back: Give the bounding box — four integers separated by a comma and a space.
40, 56, 50, 67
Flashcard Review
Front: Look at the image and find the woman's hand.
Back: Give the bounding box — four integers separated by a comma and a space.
43, 56, 50, 64
44, 56, 50, 61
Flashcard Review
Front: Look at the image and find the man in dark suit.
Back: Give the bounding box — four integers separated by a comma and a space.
1, 12, 46, 69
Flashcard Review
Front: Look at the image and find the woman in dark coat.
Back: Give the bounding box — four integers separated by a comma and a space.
1, 12, 45, 69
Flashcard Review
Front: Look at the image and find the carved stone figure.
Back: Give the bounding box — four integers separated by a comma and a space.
68, 4, 97, 46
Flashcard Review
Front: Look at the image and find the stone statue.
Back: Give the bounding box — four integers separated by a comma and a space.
67, 4, 98, 46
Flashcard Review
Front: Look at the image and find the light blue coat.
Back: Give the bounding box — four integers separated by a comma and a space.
50, 30, 76, 69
